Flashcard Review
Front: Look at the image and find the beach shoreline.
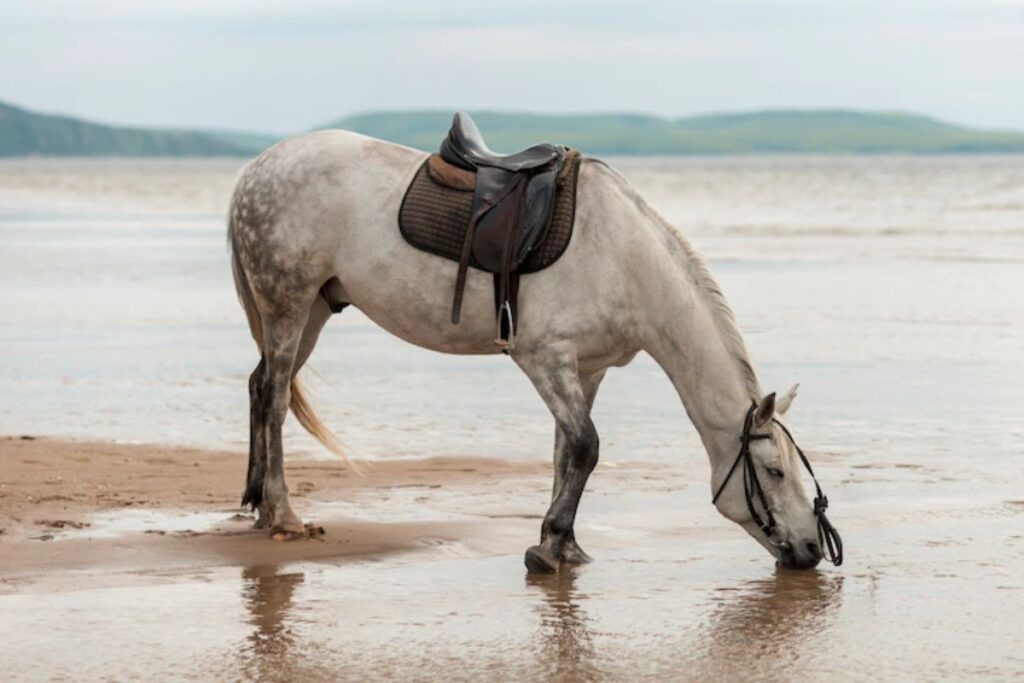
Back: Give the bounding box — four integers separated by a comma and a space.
0, 435, 553, 582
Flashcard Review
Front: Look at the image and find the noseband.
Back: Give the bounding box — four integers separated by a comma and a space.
712, 403, 843, 566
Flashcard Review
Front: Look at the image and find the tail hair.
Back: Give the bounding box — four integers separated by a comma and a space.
289, 376, 348, 459
229, 214, 349, 462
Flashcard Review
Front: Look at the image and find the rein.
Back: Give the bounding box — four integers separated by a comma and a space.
712, 403, 843, 566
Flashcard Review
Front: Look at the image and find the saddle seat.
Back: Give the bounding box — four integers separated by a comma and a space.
441, 112, 562, 173
438, 112, 569, 350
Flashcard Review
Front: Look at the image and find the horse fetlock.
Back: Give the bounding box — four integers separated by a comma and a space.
264, 486, 303, 538
540, 513, 572, 542
561, 535, 592, 564
254, 503, 273, 529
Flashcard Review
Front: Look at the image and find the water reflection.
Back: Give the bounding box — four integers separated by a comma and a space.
238, 565, 306, 682
694, 569, 845, 678
526, 569, 601, 682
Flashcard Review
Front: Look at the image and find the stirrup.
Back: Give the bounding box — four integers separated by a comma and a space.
494, 300, 515, 351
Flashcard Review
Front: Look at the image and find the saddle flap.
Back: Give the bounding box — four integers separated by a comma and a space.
471, 167, 525, 272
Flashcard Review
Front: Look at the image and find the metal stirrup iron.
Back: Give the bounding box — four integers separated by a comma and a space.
494, 300, 515, 351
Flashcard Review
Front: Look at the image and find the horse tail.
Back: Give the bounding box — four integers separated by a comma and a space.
228, 211, 349, 461
288, 377, 348, 459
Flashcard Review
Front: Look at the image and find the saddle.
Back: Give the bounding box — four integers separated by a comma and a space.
400, 112, 577, 350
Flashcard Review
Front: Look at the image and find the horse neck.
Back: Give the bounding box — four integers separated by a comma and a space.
635, 218, 761, 466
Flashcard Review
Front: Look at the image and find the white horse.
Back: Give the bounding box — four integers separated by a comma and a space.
228, 129, 835, 572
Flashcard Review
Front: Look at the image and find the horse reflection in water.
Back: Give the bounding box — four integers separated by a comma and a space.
526, 567, 842, 680
236, 565, 324, 682
693, 570, 845, 679
526, 570, 601, 682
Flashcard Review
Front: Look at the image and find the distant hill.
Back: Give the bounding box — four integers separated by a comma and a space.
325, 110, 1024, 155
3, 98, 1023, 156
0, 100, 271, 157
197, 129, 282, 154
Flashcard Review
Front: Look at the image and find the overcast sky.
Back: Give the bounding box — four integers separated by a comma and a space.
1, 0, 1022, 133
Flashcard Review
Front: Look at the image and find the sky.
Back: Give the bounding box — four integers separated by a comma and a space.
1, 0, 1022, 133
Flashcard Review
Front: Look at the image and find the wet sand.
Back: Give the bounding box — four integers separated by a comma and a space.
3, 437, 1023, 681
0, 436, 552, 577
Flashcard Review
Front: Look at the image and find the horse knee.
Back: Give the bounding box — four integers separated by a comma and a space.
567, 420, 599, 473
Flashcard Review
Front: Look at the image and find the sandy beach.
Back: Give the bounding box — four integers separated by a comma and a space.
0, 436, 553, 577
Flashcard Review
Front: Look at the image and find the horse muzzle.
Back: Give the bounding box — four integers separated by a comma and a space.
777, 540, 823, 570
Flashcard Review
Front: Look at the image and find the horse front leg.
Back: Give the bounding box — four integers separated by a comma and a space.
550, 369, 606, 565
517, 349, 602, 574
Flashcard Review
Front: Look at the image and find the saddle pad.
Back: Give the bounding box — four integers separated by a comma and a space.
398, 151, 581, 274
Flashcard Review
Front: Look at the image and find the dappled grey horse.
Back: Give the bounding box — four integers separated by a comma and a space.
228, 127, 841, 572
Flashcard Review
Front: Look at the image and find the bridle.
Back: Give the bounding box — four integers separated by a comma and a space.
712, 402, 843, 566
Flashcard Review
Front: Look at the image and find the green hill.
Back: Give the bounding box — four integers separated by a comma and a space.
326, 109, 1024, 155
3, 98, 1023, 156
0, 100, 265, 157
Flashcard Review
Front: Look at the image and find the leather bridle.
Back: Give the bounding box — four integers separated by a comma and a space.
712, 402, 843, 566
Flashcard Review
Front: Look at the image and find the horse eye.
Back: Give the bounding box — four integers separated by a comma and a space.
766, 467, 785, 478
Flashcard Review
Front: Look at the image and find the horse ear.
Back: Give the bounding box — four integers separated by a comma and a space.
776, 383, 799, 415
754, 392, 776, 427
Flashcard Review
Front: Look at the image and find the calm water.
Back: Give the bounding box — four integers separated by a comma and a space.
1, 155, 1023, 680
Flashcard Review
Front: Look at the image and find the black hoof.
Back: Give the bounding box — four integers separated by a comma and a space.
524, 545, 559, 574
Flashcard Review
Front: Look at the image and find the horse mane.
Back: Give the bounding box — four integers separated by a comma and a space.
590, 159, 763, 401
667, 226, 763, 402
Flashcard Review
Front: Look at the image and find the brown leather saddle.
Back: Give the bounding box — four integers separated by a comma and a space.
399, 112, 580, 351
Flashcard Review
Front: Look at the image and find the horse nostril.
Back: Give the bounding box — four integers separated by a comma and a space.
806, 542, 822, 560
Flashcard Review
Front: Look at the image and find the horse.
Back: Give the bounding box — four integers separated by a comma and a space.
227, 128, 840, 573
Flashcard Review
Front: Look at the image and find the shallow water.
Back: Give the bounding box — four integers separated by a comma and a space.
2, 498, 1022, 681
1, 155, 1023, 680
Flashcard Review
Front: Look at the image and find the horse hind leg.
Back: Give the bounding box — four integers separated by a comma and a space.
250, 283, 340, 538
243, 356, 270, 525
244, 294, 335, 529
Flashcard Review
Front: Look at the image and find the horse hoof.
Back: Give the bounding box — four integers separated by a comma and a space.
270, 522, 324, 541
524, 545, 559, 574
561, 538, 593, 564
270, 526, 306, 542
